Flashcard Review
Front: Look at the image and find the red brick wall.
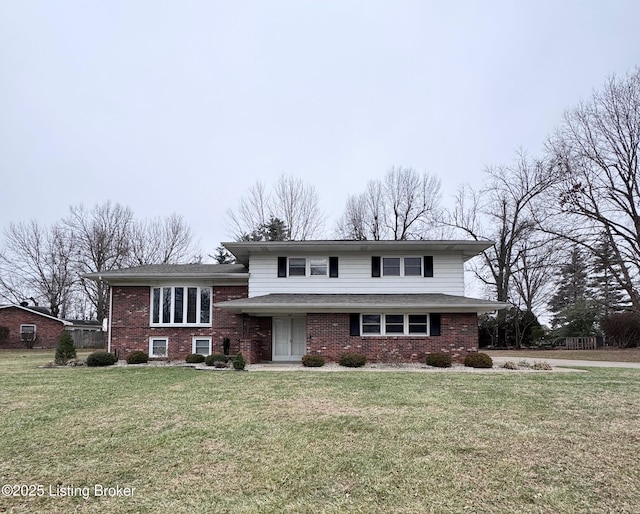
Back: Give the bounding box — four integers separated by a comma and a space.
0, 307, 67, 349
306, 312, 479, 363
109, 285, 271, 362
108, 285, 480, 364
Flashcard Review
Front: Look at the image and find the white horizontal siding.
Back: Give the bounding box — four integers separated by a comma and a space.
248, 252, 465, 297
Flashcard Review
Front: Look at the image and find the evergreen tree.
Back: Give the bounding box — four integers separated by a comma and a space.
548, 247, 598, 337
241, 216, 289, 241
590, 236, 629, 317
549, 247, 588, 314
54, 331, 77, 365
212, 246, 235, 264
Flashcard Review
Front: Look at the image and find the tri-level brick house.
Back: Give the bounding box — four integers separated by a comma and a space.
86, 240, 506, 363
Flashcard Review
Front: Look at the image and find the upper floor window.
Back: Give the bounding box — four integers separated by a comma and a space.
372, 256, 433, 277
151, 286, 212, 326
382, 258, 401, 276
289, 258, 306, 276
278, 257, 339, 277
310, 258, 328, 276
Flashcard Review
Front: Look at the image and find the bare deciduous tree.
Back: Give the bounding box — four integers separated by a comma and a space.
226, 181, 270, 241
337, 167, 442, 240
546, 68, 640, 314
272, 174, 324, 240
65, 201, 133, 322
129, 213, 197, 266
0, 221, 76, 318
226, 174, 324, 241
449, 152, 556, 346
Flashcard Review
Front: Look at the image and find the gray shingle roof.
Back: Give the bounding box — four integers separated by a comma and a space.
216, 293, 507, 314
84, 263, 248, 282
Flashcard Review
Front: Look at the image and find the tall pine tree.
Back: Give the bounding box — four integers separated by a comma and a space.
589, 236, 629, 317
548, 247, 598, 337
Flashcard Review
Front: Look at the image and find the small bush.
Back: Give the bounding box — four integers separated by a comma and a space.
302, 354, 325, 367
464, 352, 493, 368
233, 352, 246, 370
532, 361, 552, 370
55, 332, 77, 365
502, 361, 519, 370
601, 311, 640, 347
425, 352, 452, 368
338, 353, 366, 368
205, 354, 228, 366
0, 326, 9, 343
87, 351, 117, 367
126, 350, 149, 364
186, 353, 206, 364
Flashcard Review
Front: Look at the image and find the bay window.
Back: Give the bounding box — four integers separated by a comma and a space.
151, 286, 212, 326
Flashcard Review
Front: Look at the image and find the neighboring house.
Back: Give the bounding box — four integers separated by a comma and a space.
0, 304, 72, 349
85, 240, 506, 363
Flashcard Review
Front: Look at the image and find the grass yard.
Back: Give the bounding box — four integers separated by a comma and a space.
1, 350, 639, 513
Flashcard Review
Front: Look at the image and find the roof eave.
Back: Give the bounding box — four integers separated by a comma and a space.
84, 272, 249, 284
216, 301, 507, 316
222, 240, 495, 265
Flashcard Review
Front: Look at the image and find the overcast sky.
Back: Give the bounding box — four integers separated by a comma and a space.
1, 0, 639, 258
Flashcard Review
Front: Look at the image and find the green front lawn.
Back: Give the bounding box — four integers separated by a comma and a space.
1, 350, 639, 513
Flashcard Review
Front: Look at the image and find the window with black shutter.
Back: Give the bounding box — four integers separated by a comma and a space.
349, 313, 360, 336
371, 256, 381, 277
277, 257, 287, 277
424, 256, 434, 277
329, 257, 339, 278
430, 313, 441, 336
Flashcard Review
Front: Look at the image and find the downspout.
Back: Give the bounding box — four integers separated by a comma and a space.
108, 285, 113, 354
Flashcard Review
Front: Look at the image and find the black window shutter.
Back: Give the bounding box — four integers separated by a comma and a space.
430, 313, 441, 336
424, 256, 434, 277
371, 256, 381, 277
329, 257, 339, 278
349, 313, 360, 336
277, 257, 287, 278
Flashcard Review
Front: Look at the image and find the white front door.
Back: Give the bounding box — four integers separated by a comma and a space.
272, 317, 306, 361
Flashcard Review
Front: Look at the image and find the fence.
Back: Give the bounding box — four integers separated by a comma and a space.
564, 336, 597, 350
68, 330, 106, 349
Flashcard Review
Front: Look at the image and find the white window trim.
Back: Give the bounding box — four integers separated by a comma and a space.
192, 336, 212, 356
20, 324, 36, 334
150, 286, 212, 327
149, 337, 168, 358
381, 256, 424, 277
360, 314, 430, 336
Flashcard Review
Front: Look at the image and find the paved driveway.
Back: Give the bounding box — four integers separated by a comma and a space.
490, 356, 640, 369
